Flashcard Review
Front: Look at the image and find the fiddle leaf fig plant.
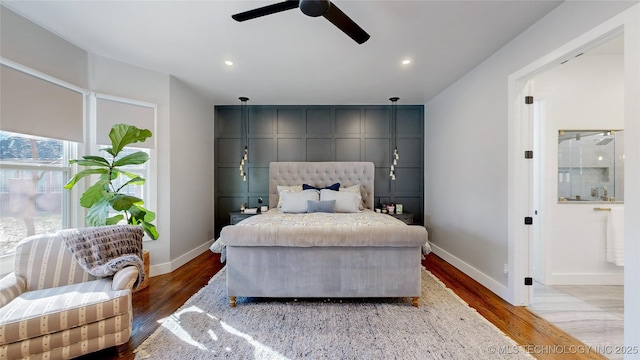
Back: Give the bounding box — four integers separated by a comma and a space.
64, 123, 159, 239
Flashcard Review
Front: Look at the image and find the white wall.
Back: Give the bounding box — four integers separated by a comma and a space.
0, 6, 88, 88
533, 52, 624, 285
168, 76, 215, 267
425, 1, 640, 353
622, 4, 640, 354
424, 1, 636, 297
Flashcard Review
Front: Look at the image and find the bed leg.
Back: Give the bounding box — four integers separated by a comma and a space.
230, 296, 236, 307
412, 297, 419, 307
116, 343, 128, 357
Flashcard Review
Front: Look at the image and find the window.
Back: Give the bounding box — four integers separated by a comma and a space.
1, 61, 85, 261
93, 94, 157, 239
0, 131, 72, 256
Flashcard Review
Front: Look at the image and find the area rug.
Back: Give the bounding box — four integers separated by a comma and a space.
135, 268, 532, 359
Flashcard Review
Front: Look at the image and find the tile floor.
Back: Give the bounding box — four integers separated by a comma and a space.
528, 283, 624, 359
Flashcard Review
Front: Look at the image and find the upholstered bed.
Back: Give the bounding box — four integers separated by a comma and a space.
211, 162, 429, 307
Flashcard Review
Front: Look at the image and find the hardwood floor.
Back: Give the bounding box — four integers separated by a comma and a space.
76, 251, 225, 360
81, 252, 606, 360
424, 254, 607, 360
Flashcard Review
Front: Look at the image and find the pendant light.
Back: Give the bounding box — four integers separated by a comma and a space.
389, 97, 399, 180
238, 97, 249, 181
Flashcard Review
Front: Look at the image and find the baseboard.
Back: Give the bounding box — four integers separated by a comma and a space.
547, 272, 624, 285
430, 243, 510, 301
149, 240, 214, 277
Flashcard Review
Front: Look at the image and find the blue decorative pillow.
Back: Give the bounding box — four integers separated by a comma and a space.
307, 200, 336, 213
303, 182, 340, 191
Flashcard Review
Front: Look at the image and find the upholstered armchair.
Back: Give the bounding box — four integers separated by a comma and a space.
0, 226, 143, 359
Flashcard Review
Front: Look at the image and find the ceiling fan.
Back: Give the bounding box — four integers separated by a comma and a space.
232, 0, 370, 45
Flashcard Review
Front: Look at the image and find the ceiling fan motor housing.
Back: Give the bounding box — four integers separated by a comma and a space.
300, 0, 330, 17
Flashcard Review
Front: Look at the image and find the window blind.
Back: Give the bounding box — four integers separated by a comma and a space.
95, 96, 156, 149
0, 64, 84, 142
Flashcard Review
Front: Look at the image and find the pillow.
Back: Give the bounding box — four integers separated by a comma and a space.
320, 189, 361, 213
307, 200, 336, 213
340, 184, 364, 210
302, 182, 340, 191
281, 189, 319, 213
277, 185, 303, 208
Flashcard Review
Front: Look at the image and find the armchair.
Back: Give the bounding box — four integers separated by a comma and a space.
0, 226, 143, 359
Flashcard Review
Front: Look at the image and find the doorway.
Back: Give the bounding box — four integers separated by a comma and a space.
514, 31, 625, 354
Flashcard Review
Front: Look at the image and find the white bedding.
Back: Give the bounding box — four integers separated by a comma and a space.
237, 208, 408, 228
210, 209, 431, 261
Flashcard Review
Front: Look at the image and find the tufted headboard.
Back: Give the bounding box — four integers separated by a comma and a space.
269, 162, 375, 210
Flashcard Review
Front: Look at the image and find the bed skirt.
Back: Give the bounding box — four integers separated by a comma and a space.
226, 246, 422, 299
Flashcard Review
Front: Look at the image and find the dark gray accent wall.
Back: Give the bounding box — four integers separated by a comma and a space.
214, 105, 424, 236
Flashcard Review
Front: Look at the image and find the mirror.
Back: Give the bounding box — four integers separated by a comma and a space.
558, 130, 624, 203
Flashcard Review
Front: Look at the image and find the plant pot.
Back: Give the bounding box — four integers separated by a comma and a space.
135, 249, 150, 292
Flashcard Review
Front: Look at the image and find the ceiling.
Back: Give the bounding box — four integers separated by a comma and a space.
2, 0, 563, 105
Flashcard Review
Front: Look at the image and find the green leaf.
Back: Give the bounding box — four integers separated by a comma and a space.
109, 124, 152, 156
142, 208, 155, 222
112, 168, 141, 181
128, 204, 145, 220
64, 168, 109, 190
114, 151, 149, 167
70, 155, 111, 167
110, 194, 143, 211
86, 198, 111, 226
80, 179, 111, 208
143, 209, 156, 222
105, 214, 124, 225
141, 221, 159, 240
106, 171, 119, 181
116, 177, 145, 193
130, 203, 155, 222
100, 147, 116, 157
70, 159, 108, 167
83, 155, 111, 165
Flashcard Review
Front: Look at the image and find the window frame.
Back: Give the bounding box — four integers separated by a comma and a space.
90, 93, 158, 241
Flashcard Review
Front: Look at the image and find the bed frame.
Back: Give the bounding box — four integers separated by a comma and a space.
226, 162, 423, 307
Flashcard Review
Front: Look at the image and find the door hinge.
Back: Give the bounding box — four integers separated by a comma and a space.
524, 277, 533, 286
525, 96, 534, 104
524, 150, 533, 159
524, 217, 533, 225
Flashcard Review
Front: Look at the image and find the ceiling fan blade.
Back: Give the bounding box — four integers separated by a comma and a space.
232, 0, 300, 22
322, 2, 370, 44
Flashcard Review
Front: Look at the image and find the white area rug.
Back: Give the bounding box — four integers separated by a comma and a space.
135, 267, 532, 359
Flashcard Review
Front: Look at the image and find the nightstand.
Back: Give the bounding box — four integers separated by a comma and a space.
229, 211, 259, 225
389, 212, 414, 225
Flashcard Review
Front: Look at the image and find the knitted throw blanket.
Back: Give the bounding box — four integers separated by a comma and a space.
59, 225, 145, 290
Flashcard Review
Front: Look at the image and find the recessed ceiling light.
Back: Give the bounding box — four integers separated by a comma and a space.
402, 59, 411, 65
225, 60, 234, 66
